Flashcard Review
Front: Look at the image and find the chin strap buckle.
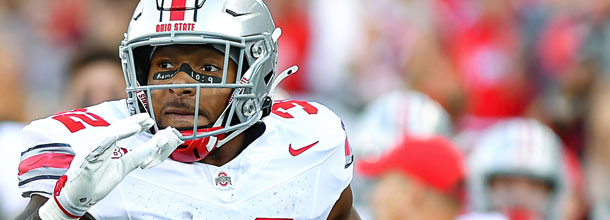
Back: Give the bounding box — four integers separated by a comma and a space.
261, 96, 273, 118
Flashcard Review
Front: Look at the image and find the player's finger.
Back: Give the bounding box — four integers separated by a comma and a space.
118, 127, 183, 172
113, 114, 155, 140
128, 113, 155, 134
84, 133, 120, 164
141, 127, 183, 169
84, 114, 154, 169
116, 137, 163, 173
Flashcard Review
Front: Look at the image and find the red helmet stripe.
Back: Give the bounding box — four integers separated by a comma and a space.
170, 0, 187, 21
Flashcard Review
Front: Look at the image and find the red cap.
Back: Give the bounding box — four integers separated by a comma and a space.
358, 135, 465, 196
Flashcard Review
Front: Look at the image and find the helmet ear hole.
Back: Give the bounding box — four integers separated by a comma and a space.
133, 46, 154, 86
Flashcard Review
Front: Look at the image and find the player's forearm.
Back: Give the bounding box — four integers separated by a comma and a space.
25, 211, 42, 220
16, 210, 40, 220
348, 207, 361, 220
15, 195, 47, 220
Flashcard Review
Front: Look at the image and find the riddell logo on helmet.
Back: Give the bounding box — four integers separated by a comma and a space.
156, 23, 196, 33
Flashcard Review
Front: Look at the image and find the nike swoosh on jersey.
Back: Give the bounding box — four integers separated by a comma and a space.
288, 141, 320, 156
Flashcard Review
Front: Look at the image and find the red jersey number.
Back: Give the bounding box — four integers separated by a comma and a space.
52, 109, 110, 133
272, 100, 318, 119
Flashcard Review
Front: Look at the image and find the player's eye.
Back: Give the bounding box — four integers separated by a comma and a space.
159, 62, 175, 69
201, 64, 220, 72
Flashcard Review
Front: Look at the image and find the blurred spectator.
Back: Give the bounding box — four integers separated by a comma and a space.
81, 0, 139, 50
585, 79, 610, 220
404, 29, 464, 120
447, 0, 534, 131
358, 135, 465, 220
466, 118, 586, 220
64, 48, 127, 109
0, 0, 136, 120
583, 0, 610, 78
0, 37, 26, 123
348, 0, 416, 104
0, 32, 28, 219
526, 8, 593, 157
347, 0, 465, 120
9, 0, 85, 120
349, 0, 436, 103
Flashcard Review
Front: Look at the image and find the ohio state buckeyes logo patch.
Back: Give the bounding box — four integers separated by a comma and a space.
214, 171, 233, 190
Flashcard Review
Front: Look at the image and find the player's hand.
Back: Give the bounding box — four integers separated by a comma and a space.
38, 113, 184, 219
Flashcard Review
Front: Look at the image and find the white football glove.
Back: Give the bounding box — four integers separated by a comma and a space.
38, 113, 184, 219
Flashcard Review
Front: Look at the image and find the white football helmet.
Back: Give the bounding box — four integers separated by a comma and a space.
352, 90, 453, 158
350, 90, 454, 219
467, 118, 567, 219
120, 0, 294, 162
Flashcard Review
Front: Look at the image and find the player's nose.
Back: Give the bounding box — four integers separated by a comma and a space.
169, 71, 196, 96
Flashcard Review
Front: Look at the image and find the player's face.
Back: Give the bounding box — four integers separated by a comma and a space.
371, 172, 413, 220
488, 175, 553, 220
147, 45, 237, 129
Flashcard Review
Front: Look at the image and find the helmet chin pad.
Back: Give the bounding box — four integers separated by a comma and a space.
170, 127, 226, 163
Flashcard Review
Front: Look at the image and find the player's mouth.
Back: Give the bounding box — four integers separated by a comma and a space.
163, 108, 205, 121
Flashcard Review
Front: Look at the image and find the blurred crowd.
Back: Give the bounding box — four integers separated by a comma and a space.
2, 0, 610, 219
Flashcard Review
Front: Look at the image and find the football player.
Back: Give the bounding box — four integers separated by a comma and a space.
466, 118, 569, 220
350, 89, 453, 219
16, 0, 357, 219
358, 135, 465, 220
351, 90, 453, 158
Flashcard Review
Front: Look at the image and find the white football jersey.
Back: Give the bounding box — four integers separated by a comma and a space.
18, 99, 353, 220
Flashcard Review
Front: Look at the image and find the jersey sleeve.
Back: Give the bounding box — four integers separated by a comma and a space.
17, 103, 121, 198
267, 100, 354, 213
314, 128, 354, 219
304, 102, 354, 218
312, 102, 354, 186
18, 118, 74, 198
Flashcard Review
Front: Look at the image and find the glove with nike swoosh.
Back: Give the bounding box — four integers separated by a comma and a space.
38, 113, 184, 219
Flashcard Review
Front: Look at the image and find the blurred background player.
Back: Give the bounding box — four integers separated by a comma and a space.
358, 135, 465, 220
465, 118, 586, 220
349, 89, 453, 219
351, 89, 453, 157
